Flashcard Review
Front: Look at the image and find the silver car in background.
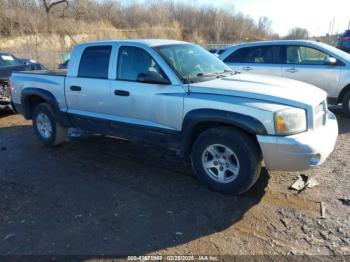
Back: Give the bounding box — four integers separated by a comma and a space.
219, 40, 350, 116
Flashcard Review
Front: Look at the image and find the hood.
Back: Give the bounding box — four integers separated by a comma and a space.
189, 74, 327, 108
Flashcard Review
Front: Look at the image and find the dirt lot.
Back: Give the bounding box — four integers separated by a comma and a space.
0, 108, 349, 258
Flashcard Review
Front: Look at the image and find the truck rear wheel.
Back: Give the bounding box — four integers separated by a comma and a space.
32, 103, 67, 146
191, 126, 262, 195
342, 90, 350, 117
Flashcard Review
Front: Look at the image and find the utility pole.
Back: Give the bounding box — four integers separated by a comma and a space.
331, 16, 335, 35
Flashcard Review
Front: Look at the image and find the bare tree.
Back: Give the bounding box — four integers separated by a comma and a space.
42, 0, 68, 15
285, 27, 309, 40
41, 0, 68, 31
257, 17, 272, 39
0, 0, 279, 42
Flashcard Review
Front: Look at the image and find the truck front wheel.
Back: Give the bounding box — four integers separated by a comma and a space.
191, 126, 262, 195
32, 103, 67, 146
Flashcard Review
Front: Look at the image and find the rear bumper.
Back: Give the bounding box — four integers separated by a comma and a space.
257, 111, 338, 171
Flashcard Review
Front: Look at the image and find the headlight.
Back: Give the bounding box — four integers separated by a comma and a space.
274, 108, 307, 135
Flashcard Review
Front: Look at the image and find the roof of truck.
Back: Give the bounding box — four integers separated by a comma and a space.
77, 39, 189, 48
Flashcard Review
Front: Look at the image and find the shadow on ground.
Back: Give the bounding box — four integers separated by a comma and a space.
0, 124, 269, 255
0, 109, 15, 118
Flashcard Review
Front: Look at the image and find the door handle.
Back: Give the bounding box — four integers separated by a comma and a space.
286, 68, 298, 73
242, 66, 252, 71
114, 90, 130, 96
70, 86, 82, 91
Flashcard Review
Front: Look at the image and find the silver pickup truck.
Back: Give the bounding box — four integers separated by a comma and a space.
10, 39, 338, 194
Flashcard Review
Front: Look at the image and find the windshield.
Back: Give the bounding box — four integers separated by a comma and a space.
0, 54, 21, 67
155, 44, 232, 83
317, 42, 350, 61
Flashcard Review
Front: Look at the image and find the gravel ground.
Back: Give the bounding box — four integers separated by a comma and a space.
0, 108, 349, 258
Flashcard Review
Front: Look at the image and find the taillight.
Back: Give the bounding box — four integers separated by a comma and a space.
341, 36, 350, 41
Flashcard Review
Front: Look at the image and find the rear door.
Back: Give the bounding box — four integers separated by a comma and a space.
281, 45, 341, 96
223, 45, 282, 76
65, 45, 114, 132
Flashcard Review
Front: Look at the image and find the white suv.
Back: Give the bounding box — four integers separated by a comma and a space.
219, 40, 350, 116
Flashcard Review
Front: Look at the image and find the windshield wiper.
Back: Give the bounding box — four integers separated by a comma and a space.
214, 69, 234, 78
194, 70, 234, 80
196, 72, 217, 78
182, 77, 194, 84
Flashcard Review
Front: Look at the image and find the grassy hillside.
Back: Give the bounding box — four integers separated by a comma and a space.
0, 0, 277, 68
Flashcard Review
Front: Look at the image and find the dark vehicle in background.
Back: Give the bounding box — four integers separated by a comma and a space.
0, 52, 46, 110
0, 52, 46, 80
17, 58, 47, 70
337, 30, 350, 53
208, 48, 227, 56
58, 59, 69, 69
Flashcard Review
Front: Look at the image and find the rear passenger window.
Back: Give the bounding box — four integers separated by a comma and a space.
224, 46, 281, 64
78, 46, 112, 79
224, 48, 249, 63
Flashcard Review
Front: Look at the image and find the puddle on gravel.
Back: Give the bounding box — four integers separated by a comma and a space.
261, 191, 320, 215
226, 190, 323, 254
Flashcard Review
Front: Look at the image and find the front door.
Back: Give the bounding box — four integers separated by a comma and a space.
108, 45, 185, 146
281, 45, 341, 97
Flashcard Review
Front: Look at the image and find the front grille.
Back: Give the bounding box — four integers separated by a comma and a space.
314, 101, 327, 128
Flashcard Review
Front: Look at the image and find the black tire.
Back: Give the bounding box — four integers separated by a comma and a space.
32, 103, 67, 146
191, 126, 262, 195
342, 91, 350, 117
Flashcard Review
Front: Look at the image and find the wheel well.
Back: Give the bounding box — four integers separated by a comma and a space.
338, 84, 350, 104
24, 95, 47, 118
185, 121, 260, 156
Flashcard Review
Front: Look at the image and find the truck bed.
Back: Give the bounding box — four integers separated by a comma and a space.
18, 69, 67, 77
10, 70, 67, 110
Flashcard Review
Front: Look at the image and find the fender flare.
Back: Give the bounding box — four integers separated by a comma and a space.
21, 87, 71, 127
180, 109, 268, 156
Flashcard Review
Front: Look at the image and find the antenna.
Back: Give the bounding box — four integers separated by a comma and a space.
187, 75, 191, 95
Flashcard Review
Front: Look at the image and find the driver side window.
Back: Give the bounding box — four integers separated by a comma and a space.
117, 46, 167, 82
286, 46, 328, 65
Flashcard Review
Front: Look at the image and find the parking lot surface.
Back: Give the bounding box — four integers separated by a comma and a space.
0, 109, 349, 256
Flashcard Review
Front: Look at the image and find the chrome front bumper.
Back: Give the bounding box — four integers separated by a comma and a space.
257, 111, 338, 171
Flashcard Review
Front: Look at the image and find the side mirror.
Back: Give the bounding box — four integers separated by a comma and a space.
137, 72, 170, 85
324, 56, 337, 65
